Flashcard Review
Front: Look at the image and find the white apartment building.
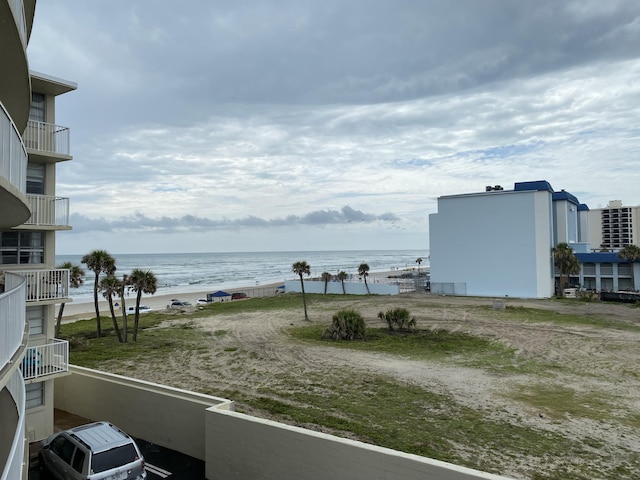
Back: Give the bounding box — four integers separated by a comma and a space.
429, 181, 590, 298
588, 200, 639, 250
1, 1, 75, 477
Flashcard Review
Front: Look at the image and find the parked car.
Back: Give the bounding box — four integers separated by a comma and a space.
39, 421, 146, 479
231, 292, 248, 300
126, 305, 152, 314
169, 300, 192, 308
195, 298, 209, 305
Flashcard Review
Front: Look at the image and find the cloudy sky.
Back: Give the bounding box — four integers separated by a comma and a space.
27, 1, 640, 254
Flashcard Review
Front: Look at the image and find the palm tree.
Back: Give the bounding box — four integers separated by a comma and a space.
129, 269, 158, 342
337, 271, 348, 294
98, 275, 124, 343
415, 257, 423, 274
321, 272, 332, 294
618, 244, 640, 291
358, 263, 370, 294
292, 261, 311, 321
553, 243, 580, 295
81, 249, 116, 337
54, 262, 85, 337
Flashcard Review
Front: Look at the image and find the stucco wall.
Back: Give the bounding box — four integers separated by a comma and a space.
430, 190, 553, 298
285, 279, 399, 295
205, 408, 513, 480
54, 366, 233, 460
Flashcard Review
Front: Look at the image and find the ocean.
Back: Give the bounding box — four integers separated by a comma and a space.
56, 249, 429, 302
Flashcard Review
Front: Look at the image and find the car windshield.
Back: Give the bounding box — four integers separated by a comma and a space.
91, 444, 138, 473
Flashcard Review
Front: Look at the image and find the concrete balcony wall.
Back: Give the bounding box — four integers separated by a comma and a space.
0, 370, 26, 480
54, 366, 234, 460
24, 194, 69, 228
0, 101, 30, 228
55, 368, 514, 480
0, 272, 27, 375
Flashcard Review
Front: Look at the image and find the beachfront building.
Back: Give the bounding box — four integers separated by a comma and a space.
1, 1, 76, 476
428, 181, 590, 298
588, 200, 639, 250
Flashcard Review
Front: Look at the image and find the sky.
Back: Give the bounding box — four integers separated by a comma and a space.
26, 0, 640, 254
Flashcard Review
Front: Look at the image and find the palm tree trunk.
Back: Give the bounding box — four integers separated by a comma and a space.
299, 274, 309, 321
107, 297, 123, 343
120, 295, 128, 343
133, 291, 142, 342
364, 278, 370, 294
341, 280, 345, 294
93, 274, 102, 337
55, 303, 65, 338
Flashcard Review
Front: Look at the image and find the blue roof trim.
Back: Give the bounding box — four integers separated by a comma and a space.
575, 252, 635, 263
552, 190, 580, 205
514, 180, 554, 193
577, 203, 589, 211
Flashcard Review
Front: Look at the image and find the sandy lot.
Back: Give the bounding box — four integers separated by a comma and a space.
78, 292, 640, 479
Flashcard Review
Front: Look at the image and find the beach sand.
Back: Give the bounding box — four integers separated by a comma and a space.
61, 283, 283, 321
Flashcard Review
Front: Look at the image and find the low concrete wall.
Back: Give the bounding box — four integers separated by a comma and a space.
205, 409, 513, 480
57, 368, 513, 480
285, 279, 399, 295
54, 366, 233, 460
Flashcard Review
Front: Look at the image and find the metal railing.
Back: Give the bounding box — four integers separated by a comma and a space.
23, 120, 70, 156
25, 194, 70, 227
20, 339, 69, 380
0, 272, 27, 371
1, 370, 26, 480
14, 269, 70, 302
0, 102, 27, 194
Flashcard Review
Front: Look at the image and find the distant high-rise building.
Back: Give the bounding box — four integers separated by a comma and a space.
588, 200, 639, 250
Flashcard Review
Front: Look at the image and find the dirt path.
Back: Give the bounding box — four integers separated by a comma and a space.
112, 294, 640, 479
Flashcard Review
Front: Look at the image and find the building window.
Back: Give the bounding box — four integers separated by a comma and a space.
0, 231, 44, 265
27, 163, 45, 194
25, 382, 45, 409
26, 306, 45, 336
30, 93, 46, 122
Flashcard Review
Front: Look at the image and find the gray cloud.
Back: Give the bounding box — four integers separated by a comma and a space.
27, 1, 640, 253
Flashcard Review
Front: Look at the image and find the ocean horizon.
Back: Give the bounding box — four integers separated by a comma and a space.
57, 249, 429, 302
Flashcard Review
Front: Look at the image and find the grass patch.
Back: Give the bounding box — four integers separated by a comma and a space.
289, 324, 547, 374
487, 305, 640, 332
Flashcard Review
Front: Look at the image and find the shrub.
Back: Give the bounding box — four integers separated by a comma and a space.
324, 309, 366, 340
377, 308, 416, 331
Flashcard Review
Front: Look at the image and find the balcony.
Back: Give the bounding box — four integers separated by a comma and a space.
0, 370, 26, 480
0, 272, 27, 373
20, 339, 68, 380
23, 194, 70, 229
23, 120, 71, 161
13, 269, 69, 303
0, 102, 30, 228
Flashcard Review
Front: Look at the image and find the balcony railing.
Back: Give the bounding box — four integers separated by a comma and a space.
14, 269, 70, 302
23, 120, 70, 156
0, 102, 27, 194
25, 194, 70, 227
0, 272, 27, 372
20, 339, 69, 380
1, 370, 26, 480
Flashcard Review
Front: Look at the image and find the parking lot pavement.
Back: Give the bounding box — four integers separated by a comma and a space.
29, 438, 205, 480
136, 438, 205, 479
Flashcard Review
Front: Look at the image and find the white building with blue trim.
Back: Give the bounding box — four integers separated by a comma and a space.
429, 180, 637, 298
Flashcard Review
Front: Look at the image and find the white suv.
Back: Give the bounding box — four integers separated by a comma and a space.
39, 421, 146, 480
